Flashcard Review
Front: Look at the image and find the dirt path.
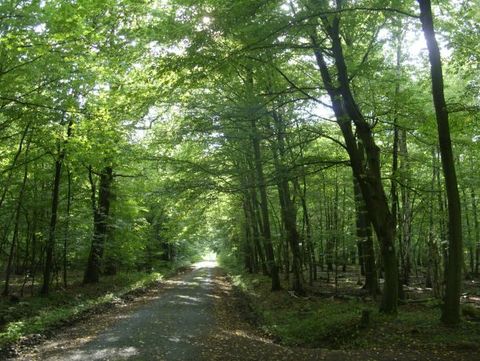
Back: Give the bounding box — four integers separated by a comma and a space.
11, 261, 476, 361
14, 262, 217, 361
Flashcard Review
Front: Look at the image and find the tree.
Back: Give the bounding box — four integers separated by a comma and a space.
306, 0, 398, 313
83, 166, 114, 284
418, 0, 463, 326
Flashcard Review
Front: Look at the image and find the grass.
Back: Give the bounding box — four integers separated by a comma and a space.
0, 262, 190, 349
222, 266, 480, 352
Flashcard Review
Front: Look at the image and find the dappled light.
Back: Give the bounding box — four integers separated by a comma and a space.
17, 267, 216, 360
69, 346, 140, 360
0, 0, 478, 360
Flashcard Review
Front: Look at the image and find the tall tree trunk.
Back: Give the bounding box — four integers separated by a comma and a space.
242, 199, 254, 273
318, 174, 326, 272
310, 17, 398, 312
294, 175, 315, 284
20, 213, 31, 296
390, 37, 402, 299
419, 0, 463, 325
41, 118, 73, 295
462, 189, 473, 277
426, 149, 444, 298
63, 170, 72, 288
84, 166, 113, 284
271, 111, 304, 294
471, 188, 480, 276
341, 184, 347, 273
354, 178, 378, 297
427, 157, 444, 298
0, 123, 30, 212
245, 66, 281, 291
41, 157, 62, 295
238, 159, 263, 274
3, 138, 30, 296
247, 172, 268, 275
29, 209, 38, 296
399, 127, 413, 287
251, 120, 281, 291
271, 148, 289, 278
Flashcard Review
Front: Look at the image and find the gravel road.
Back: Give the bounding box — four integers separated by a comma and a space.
16, 262, 216, 361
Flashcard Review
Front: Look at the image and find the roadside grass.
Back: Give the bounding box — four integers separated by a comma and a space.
225, 270, 480, 352
0, 262, 190, 349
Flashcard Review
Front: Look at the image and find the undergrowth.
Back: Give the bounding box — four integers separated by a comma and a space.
220, 258, 480, 352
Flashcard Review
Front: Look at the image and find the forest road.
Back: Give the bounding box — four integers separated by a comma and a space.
13, 260, 472, 361
17, 260, 218, 361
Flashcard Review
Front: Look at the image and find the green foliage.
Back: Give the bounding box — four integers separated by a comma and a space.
0, 0, 479, 351
263, 301, 370, 347
224, 268, 480, 351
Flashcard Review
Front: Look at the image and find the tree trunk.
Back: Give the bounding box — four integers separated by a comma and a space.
353, 178, 378, 297
248, 180, 268, 275
0, 123, 30, 212
83, 166, 113, 284
309, 17, 398, 312
3, 138, 30, 296
325, 198, 334, 273
294, 175, 315, 284
471, 188, 480, 276
305, 0, 399, 310
426, 149, 444, 297
41, 118, 73, 295
462, 189, 473, 278
251, 121, 281, 291
399, 127, 413, 287
419, 0, 463, 326
63, 170, 72, 288
242, 198, 255, 273
271, 111, 304, 294
41, 157, 62, 295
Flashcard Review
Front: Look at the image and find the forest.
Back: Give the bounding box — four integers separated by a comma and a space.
0, 0, 479, 359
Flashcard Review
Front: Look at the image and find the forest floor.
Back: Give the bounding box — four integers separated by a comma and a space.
5, 260, 480, 361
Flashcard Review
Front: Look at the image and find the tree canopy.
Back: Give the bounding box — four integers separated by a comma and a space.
0, 0, 479, 329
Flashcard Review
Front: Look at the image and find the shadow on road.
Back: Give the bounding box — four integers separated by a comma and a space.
21, 260, 218, 361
